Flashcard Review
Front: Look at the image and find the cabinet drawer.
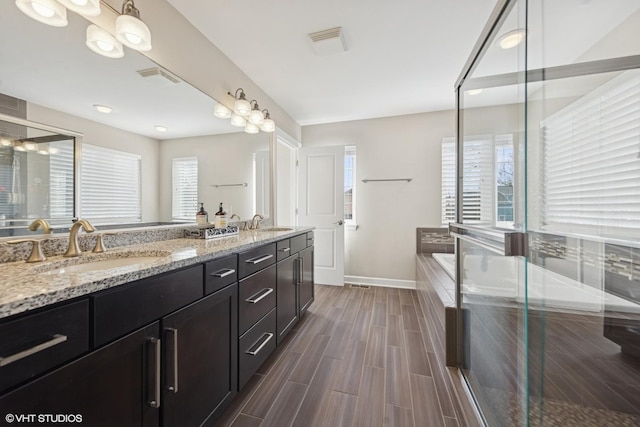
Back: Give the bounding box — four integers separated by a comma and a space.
290, 234, 307, 255
238, 243, 276, 279
306, 231, 314, 247
205, 254, 238, 294
93, 265, 203, 347
276, 239, 291, 261
239, 308, 276, 390
0, 299, 89, 394
239, 264, 277, 335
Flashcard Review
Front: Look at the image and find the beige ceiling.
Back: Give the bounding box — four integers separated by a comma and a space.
166, 0, 498, 125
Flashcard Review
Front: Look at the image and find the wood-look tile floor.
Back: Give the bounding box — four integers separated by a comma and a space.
213, 284, 472, 427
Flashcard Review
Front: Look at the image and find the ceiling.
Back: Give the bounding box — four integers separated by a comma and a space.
166, 0, 498, 126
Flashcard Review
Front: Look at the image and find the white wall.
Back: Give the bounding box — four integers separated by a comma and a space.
302, 111, 455, 283
159, 132, 269, 221
27, 103, 161, 223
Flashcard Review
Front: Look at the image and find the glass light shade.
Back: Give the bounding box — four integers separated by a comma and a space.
48, 147, 59, 154
248, 109, 265, 125
230, 114, 247, 127
14, 144, 26, 152
497, 29, 525, 49
86, 25, 124, 59
38, 149, 50, 155
466, 89, 483, 96
234, 98, 251, 116
15, 0, 68, 27
57, 0, 100, 16
260, 118, 275, 133
0, 138, 12, 146
214, 103, 232, 119
244, 123, 259, 134
23, 142, 37, 151
115, 14, 152, 51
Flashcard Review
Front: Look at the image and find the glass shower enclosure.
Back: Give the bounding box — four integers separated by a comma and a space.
452, 0, 640, 425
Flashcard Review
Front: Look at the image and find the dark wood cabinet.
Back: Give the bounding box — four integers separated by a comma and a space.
161, 284, 237, 427
0, 322, 161, 427
276, 255, 298, 345
299, 246, 315, 315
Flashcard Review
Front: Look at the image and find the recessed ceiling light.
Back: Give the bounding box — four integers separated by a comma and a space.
466, 89, 483, 96
154, 125, 168, 132
93, 104, 112, 114
497, 29, 525, 50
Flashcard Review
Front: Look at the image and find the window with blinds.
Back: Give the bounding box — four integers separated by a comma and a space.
441, 136, 496, 225
80, 144, 141, 224
49, 141, 74, 220
542, 71, 640, 239
344, 146, 356, 224
172, 157, 198, 221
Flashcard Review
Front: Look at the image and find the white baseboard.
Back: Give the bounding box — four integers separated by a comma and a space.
344, 275, 416, 290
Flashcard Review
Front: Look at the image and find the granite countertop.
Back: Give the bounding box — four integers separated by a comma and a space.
0, 227, 313, 320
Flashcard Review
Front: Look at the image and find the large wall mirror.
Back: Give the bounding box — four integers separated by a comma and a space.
0, 1, 271, 237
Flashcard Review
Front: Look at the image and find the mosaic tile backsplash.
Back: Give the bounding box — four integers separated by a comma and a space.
417, 227, 454, 254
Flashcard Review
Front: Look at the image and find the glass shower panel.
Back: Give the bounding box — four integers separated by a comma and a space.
526, 0, 640, 425
456, 0, 528, 425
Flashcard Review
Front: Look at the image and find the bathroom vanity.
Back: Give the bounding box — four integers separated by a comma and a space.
0, 227, 314, 427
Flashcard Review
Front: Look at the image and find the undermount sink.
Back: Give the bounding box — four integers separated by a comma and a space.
257, 227, 293, 232
34, 251, 171, 275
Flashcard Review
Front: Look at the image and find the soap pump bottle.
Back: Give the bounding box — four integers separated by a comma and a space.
196, 202, 208, 225
214, 202, 227, 229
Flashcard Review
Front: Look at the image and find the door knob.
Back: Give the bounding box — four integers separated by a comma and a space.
334, 220, 344, 226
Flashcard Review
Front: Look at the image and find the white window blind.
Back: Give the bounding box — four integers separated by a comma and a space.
542, 71, 640, 239
49, 141, 74, 219
80, 144, 141, 224
344, 146, 356, 224
172, 157, 198, 221
442, 136, 494, 224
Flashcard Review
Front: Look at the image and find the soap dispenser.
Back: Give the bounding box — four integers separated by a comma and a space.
196, 202, 208, 225
214, 202, 227, 229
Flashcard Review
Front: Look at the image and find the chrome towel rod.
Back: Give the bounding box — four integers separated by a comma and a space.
210, 183, 248, 188
361, 178, 412, 183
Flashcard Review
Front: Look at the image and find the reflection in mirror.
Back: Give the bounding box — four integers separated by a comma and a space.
0, 0, 271, 234
0, 115, 77, 237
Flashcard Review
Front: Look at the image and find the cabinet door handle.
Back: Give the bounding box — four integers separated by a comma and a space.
299, 257, 304, 285
211, 268, 235, 278
279, 247, 290, 253
245, 288, 274, 304
245, 254, 273, 264
165, 328, 179, 393
147, 337, 161, 408
0, 334, 67, 367
245, 333, 274, 356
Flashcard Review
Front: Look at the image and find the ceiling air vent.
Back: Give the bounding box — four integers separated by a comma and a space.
136, 67, 182, 85
308, 26, 347, 56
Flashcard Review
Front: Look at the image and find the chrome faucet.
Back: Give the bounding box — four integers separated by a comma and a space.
250, 214, 264, 230
28, 218, 52, 235
64, 219, 96, 257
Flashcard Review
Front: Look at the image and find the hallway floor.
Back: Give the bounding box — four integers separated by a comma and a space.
213, 284, 479, 427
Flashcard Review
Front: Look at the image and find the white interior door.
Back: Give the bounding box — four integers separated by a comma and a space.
298, 146, 344, 286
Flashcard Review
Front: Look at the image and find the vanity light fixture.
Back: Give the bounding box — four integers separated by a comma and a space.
0, 138, 12, 147
48, 147, 59, 154
93, 104, 113, 114
248, 100, 265, 125
244, 123, 259, 134
466, 89, 483, 96
115, 0, 152, 52
15, 0, 68, 27
37, 148, 50, 155
86, 25, 124, 58
154, 125, 168, 132
214, 103, 232, 119
497, 29, 525, 50
260, 110, 275, 132
23, 142, 37, 151
13, 143, 26, 152
231, 88, 251, 117
230, 113, 247, 127
57, 0, 100, 17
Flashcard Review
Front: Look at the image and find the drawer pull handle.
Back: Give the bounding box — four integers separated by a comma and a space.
0, 334, 67, 367
211, 268, 236, 278
165, 328, 179, 393
245, 254, 274, 264
245, 288, 274, 304
279, 247, 290, 253
246, 333, 274, 356
147, 337, 161, 408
